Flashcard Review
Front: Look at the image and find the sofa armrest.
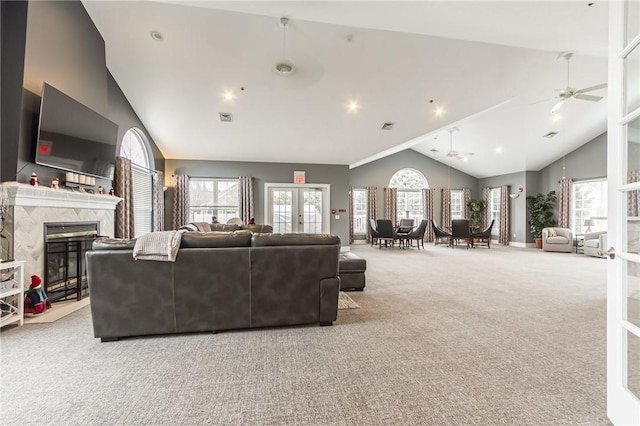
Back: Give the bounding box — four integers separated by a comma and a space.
319, 277, 340, 324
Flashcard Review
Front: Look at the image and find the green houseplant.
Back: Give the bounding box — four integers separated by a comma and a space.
526, 190, 557, 248
467, 199, 487, 230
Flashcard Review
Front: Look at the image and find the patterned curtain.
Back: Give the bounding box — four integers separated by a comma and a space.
441, 188, 451, 229
172, 174, 190, 230
367, 186, 377, 244
558, 178, 573, 228
499, 185, 510, 245
383, 187, 397, 222
482, 187, 490, 229
152, 171, 164, 232
239, 176, 254, 223
115, 156, 135, 239
462, 188, 472, 219
423, 188, 435, 242
628, 171, 640, 216
348, 187, 354, 244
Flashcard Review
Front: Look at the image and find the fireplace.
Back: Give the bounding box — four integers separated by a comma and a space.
44, 222, 99, 302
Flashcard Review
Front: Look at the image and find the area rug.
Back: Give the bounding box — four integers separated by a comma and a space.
23, 297, 90, 324
338, 291, 360, 310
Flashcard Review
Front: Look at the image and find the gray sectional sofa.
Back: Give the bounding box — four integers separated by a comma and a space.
86, 231, 341, 341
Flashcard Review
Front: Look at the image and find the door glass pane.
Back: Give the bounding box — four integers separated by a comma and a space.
302, 189, 322, 233
272, 190, 293, 233
627, 0, 640, 45
624, 45, 640, 115
628, 330, 640, 399
629, 262, 640, 329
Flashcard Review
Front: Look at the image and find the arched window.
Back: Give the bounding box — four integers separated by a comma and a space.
119, 128, 153, 237
389, 169, 428, 222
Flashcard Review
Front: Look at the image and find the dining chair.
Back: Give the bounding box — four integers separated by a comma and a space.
397, 218, 414, 247
368, 219, 380, 247
431, 220, 453, 247
376, 219, 400, 248
451, 219, 472, 248
406, 219, 428, 249
470, 219, 494, 248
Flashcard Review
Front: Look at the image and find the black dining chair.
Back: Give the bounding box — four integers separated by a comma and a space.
406, 219, 428, 249
471, 219, 495, 248
376, 219, 400, 248
451, 219, 472, 248
432, 220, 452, 247
397, 218, 414, 247
368, 219, 380, 247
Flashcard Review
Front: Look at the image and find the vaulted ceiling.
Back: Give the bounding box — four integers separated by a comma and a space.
82, 1, 609, 178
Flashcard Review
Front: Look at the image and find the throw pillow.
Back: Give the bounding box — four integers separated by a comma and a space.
547, 229, 557, 237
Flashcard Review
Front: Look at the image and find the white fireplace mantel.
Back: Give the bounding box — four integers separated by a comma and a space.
1, 181, 122, 210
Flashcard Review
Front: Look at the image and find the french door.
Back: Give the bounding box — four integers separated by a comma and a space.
607, 1, 640, 424
265, 183, 330, 234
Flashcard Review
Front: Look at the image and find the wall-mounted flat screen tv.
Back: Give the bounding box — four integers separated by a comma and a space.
35, 83, 118, 180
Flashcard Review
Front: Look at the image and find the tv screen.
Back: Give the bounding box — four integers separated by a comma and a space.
36, 83, 118, 180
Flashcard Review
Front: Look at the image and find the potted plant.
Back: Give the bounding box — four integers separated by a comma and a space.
526, 190, 557, 249
467, 199, 487, 230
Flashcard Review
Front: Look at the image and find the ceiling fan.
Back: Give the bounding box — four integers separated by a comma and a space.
440, 127, 474, 160
549, 51, 607, 114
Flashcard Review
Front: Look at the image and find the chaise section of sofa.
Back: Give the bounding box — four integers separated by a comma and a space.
86, 231, 341, 341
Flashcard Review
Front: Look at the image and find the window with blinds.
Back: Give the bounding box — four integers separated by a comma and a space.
132, 165, 153, 237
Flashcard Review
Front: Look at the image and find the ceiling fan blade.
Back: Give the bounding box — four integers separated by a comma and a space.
577, 83, 607, 94
574, 94, 603, 102
550, 99, 566, 114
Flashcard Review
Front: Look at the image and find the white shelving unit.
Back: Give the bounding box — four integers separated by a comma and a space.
0, 260, 25, 328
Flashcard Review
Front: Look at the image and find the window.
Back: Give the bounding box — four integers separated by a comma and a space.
450, 190, 463, 219
352, 188, 367, 236
119, 129, 153, 238
490, 188, 500, 236
389, 169, 428, 223
572, 179, 607, 234
189, 179, 239, 224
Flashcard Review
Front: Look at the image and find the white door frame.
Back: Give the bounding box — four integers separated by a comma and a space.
264, 183, 331, 233
607, 1, 640, 424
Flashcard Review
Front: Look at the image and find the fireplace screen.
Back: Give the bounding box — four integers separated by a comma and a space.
44, 222, 98, 302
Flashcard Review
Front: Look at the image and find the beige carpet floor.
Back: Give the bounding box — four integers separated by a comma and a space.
0, 244, 611, 425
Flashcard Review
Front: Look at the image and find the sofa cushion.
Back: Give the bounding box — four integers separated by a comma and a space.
547, 228, 557, 237
209, 224, 240, 232
92, 237, 136, 251
339, 252, 367, 272
584, 239, 600, 248
180, 231, 252, 248
251, 233, 340, 247
546, 236, 569, 244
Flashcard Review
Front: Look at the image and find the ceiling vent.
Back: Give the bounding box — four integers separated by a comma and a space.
430, 148, 439, 153
219, 112, 233, 122
543, 131, 558, 138
381, 122, 394, 130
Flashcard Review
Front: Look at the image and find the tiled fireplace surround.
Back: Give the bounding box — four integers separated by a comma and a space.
0, 182, 121, 282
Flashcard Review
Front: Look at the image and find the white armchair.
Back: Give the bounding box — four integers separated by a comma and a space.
583, 231, 607, 258
542, 227, 573, 253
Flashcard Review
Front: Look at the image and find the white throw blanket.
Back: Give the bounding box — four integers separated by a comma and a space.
133, 230, 186, 262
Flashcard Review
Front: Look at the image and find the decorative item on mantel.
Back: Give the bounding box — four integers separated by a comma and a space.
29, 173, 38, 186
108, 187, 114, 196
51, 177, 59, 190
98, 185, 104, 195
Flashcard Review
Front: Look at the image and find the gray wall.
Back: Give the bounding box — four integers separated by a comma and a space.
10, 0, 163, 190
1, 1, 29, 182
349, 149, 479, 223
478, 172, 526, 243
165, 160, 350, 245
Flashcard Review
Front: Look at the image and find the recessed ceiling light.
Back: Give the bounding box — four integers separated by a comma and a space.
462, 157, 469, 162
434, 106, 444, 117
348, 101, 359, 112
223, 91, 234, 101
150, 30, 164, 42
496, 147, 502, 153
552, 115, 562, 122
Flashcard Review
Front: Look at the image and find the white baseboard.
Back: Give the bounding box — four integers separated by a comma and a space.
509, 242, 536, 248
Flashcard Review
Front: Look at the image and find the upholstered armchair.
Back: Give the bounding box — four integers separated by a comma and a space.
583, 230, 607, 258
542, 227, 573, 253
